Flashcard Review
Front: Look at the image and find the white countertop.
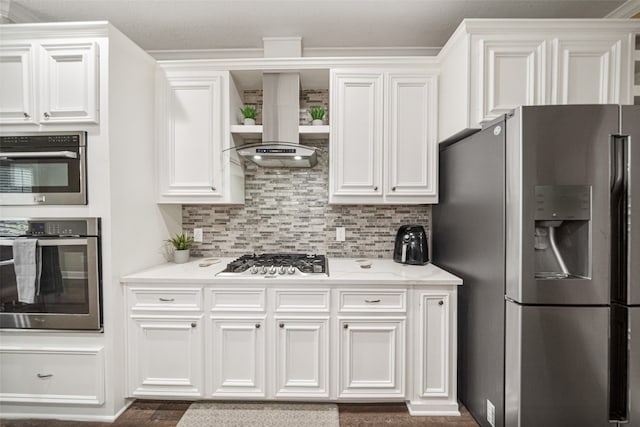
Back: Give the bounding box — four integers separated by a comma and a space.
121, 257, 462, 286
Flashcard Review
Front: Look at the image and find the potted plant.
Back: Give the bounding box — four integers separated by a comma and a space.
309, 106, 325, 126
240, 106, 257, 125
166, 231, 194, 264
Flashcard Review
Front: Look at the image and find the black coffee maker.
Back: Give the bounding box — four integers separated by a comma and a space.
393, 225, 429, 265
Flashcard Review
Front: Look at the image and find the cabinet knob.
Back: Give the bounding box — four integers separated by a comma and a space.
43, 112, 50, 119
211, 186, 216, 191
392, 187, 396, 191
343, 324, 349, 329
438, 300, 444, 306
374, 186, 378, 191
279, 323, 285, 328
23, 112, 30, 119
37, 373, 53, 379
255, 323, 261, 329
191, 322, 197, 328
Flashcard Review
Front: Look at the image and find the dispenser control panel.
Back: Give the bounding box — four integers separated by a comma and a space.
535, 185, 591, 220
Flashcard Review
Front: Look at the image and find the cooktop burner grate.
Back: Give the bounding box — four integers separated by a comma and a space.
219, 253, 328, 276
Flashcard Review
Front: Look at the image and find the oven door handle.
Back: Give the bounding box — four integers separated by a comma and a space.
0, 238, 88, 247
0, 151, 78, 159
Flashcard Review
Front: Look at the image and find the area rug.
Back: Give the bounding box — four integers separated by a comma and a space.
176, 401, 340, 427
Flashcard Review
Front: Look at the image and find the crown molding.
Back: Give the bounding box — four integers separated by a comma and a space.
0, 0, 42, 23
605, 0, 640, 18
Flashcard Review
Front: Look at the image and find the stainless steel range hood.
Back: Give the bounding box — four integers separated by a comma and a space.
236, 72, 318, 168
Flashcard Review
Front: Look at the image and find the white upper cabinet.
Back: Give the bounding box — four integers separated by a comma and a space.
0, 41, 99, 125
439, 19, 640, 141
330, 69, 438, 204
156, 66, 244, 204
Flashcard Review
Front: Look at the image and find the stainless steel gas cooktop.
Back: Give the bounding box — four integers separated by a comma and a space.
216, 253, 328, 277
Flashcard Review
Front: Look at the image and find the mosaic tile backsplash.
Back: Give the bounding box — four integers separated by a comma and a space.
183, 140, 430, 258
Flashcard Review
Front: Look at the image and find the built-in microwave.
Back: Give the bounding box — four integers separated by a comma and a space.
0, 132, 87, 205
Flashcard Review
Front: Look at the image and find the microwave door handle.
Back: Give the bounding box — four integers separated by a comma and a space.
0, 151, 78, 159
0, 238, 88, 246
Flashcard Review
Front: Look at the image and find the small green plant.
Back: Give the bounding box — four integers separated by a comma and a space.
240, 106, 257, 120
166, 231, 194, 250
309, 106, 325, 120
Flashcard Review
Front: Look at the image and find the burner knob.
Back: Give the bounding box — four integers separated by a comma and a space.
269, 265, 277, 275
279, 265, 287, 275
250, 265, 259, 274
287, 266, 296, 275
260, 265, 268, 275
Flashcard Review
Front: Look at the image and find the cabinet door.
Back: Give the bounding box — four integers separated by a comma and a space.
330, 70, 383, 203
386, 74, 437, 203
338, 318, 405, 398
39, 42, 99, 123
127, 316, 204, 398
416, 293, 450, 398
552, 37, 623, 105
476, 38, 546, 121
210, 318, 265, 397
158, 75, 224, 201
275, 318, 329, 398
0, 45, 35, 124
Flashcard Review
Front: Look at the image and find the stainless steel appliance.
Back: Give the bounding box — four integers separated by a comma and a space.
217, 253, 328, 277
0, 218, 102, 330
393, 225, 429, 265
0, 132, 87, 205
432, 105, 639, 427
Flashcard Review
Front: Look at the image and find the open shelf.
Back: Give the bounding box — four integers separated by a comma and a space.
230, 125, 330, 141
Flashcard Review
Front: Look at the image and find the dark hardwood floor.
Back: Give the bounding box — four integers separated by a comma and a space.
0, 400, 480, 426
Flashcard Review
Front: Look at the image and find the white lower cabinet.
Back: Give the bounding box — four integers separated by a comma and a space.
209, 318, 266, 397
124, 283, 458, 414
338, 318, 405, 399
275, 318, 329, 398
127, 316, 204, 398
0, 346, 105, 405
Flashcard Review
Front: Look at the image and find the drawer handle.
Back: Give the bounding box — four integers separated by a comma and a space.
37, 373, 53, 379
255, 323, 261, 329
438, 300, 444, 306
191, 322, 197, 328
279, 323, 285, 328
159, 298, 175, 302
365, 299, 381, 303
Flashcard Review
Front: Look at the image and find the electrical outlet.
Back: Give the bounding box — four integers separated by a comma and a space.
486, 399, 495, 427
336, 227, 346, 242
193, 228, 203, 243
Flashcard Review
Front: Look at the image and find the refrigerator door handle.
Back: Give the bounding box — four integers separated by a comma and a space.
610, 136, 629, 303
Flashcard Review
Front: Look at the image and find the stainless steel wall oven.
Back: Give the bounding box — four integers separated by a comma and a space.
0, 218, 102, 331
0, 132, 87, 205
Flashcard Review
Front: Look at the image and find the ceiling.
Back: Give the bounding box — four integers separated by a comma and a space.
1, 0, 637, 53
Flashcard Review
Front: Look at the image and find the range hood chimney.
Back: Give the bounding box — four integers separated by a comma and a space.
235, 38, 318, 168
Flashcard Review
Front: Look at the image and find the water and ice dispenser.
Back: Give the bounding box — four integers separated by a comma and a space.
534, 185, 591, 280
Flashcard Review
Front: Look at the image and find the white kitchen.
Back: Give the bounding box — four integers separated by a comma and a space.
0, 1, 639, 426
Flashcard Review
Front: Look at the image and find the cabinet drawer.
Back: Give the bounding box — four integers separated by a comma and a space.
275, 289, 330, 312
128, 288, 203, 312
338, 290, 406, 312
0, 347, 104, 405
210, 289, 265, 311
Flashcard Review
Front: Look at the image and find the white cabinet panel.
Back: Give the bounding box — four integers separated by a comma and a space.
552, 38, 622, 104
210, 318, 265, 397
418, 293, 450, 397
330, 71, 384, 200
338, 318, 405, 398
478, 39, 546, 120
0, 346, 104, 405
128, 317, 204, 398
275, 318, 329, 398
386, 74, 438, 201
0, 45, 35, 124
39, 42, 99, 123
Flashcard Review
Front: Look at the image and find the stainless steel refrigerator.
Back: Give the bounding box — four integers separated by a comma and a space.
432, 105, 639, 427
